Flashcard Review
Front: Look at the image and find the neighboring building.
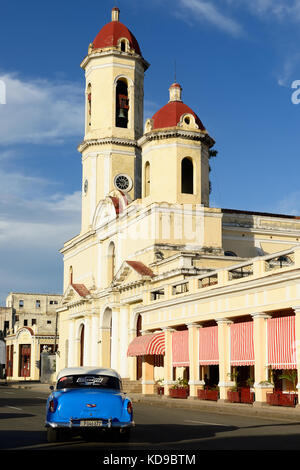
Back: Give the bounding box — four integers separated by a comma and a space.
57, 8, 300, 404
1, 293, 62, 381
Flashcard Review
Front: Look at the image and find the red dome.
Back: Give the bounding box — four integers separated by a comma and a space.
152, 101, 205, 131
93, 19, 141, 56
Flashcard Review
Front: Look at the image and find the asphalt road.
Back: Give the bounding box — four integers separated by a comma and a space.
1, 386, 300, 457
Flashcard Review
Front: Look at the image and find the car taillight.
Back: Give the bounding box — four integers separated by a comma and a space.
49, 399, 57, 413
127, 401, 133, 414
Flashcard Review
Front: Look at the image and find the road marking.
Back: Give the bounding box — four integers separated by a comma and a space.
184, 419, 225, 426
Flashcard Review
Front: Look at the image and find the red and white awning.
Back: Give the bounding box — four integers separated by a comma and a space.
199, 326, 219, 365
127, 332, 165, 357
230, 321, 254, 366
172, 330, 189, 367
267, 316, 296, 369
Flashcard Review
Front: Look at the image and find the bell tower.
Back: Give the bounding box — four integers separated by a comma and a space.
78, 7, 149, 233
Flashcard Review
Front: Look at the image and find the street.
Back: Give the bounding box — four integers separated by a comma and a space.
1, 387, 300, 454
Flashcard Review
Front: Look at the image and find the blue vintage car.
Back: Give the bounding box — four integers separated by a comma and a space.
45, 367, 134, 442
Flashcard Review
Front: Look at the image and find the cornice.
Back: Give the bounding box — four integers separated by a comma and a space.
78, 137, 139, 153
80, 49, 150, 72
138, 128, 215, 148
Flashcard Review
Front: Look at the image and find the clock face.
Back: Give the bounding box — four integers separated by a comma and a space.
114, 174, 132, 192
84, 179, 88, 194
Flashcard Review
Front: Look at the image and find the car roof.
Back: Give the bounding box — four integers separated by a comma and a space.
56, 367, 121, 382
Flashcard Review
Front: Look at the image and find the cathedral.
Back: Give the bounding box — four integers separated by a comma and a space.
57, 7, 300, 404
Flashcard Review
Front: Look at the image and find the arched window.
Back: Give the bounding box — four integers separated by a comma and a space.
224, 251, 237, 257
107, 241, 116, 284
86, 83, 91, 128
144, 161, 150, 197
120, 40, 126, 52
181, 157, 194, 194
116, 78, 129, 128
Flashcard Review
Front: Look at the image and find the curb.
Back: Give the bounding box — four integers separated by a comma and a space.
3, 381, 300, 422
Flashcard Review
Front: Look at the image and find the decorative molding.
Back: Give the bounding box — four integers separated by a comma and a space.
78, 137, 139, 153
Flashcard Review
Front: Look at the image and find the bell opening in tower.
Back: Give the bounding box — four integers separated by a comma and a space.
116, 78, 129, 128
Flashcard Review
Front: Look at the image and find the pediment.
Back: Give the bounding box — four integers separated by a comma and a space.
62, 283, 91, 304
113, 260, 154, 286
92, 190, 131, 230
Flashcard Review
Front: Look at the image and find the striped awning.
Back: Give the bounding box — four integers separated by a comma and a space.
267, 316, 296, 369
172, 330, 189, 367
199, 326, 219, 365
230, 321, 254, 366
127, 332, 165, 357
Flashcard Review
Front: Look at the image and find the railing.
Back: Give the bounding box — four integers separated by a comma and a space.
148, 247, 300, 302
265, 253, 295, 272
150, 289, 165, 301
198, 274, 218, 289
172, 282, 189, 295
228, 264, 253, 281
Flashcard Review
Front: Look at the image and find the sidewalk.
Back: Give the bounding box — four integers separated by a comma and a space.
2, 380, 300, 422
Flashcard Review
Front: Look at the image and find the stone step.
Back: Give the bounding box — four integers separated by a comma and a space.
122, 378, 142, 393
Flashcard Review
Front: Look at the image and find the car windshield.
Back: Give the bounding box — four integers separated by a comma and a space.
56, 374, 121, 390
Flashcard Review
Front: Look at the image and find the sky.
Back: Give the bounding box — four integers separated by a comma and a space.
0, 0, 300, 303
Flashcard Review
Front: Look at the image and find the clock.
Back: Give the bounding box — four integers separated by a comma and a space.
114, 174, 132, 192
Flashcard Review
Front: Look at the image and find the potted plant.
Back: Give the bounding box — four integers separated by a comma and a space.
240, 378, 255, 404
204, 386, 219, 401
227, 371, 240, 403
156, 378, 164, 395
169, 377, 189, 399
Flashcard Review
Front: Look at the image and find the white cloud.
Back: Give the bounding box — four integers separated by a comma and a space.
227, 0, 300, 21
275, 190, 300, 216
0, 73, 84, 145
0, 167, 81, 303
178, 0, 243, 36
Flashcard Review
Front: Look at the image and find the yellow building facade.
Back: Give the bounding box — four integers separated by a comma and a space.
57, 8, 300, 405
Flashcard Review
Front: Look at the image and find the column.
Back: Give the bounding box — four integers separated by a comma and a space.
142, 354, 155, 395
293, 306, 300, 407
68, 322, 76, 367
119, 305, 129, 378
251, 312, 273, 405
83, 318, 90, 366
217, 318, 233, 402
163, 327, 175, 397
91, 314, 99, 366
127, 328, 137, 380
187, 323, 201, 399
111, 307, 119, 371
99, 326, 111, 368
